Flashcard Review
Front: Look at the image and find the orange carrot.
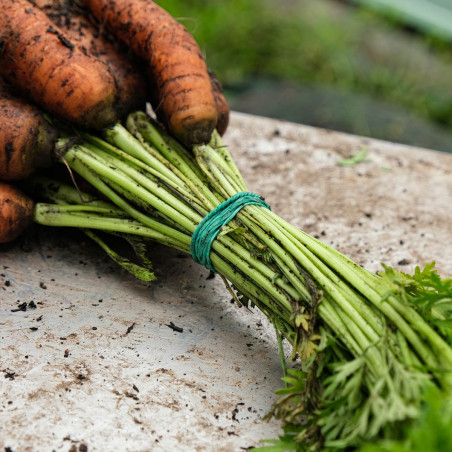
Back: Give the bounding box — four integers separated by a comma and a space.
209, 70, 230, 136
31, 0, 148, 118
0, 181, 34, 243
0, 80, 57, 181
82, 0, 218, 145
0, 0, 119, 129
148, 68, 230, 137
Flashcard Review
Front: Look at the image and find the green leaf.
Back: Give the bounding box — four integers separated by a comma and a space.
251, 425, 306, 451
85, 231, 155, 282
338, 147, 370, 167
250, 441, 299, 452
218, 225, 247, 238
358, 387, 452, 452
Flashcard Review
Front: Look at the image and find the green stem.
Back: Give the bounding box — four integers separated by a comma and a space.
212, 241, 293, 315
25, 176, 112, 208
63, 149, 191, 248
34, 204, 188, 251
209, 130, 248, 191
218, 236, 301, 303
241, 207, 381, 346
386, 294, 452, 368
262, 209, 385, 341
83, 134, 207, 212
211, 254, 294, 327
126, 115, 221, 210
258, 207, 441, 370
66, 146, 198, 233
194, 144, 244, 195
86, 145, 204, 225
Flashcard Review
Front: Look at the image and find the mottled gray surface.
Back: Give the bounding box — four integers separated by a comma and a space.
227, 112, 451, 276
1, 112, 451, 452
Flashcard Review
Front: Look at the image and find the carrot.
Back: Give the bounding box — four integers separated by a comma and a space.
31, 0, 148, 119
0, 80, 57, 181
209, 70, 230, 136
149, 68, 230, 137
81, 0, 218, 145
0, 0, 119, 129
0, 181, 34, 243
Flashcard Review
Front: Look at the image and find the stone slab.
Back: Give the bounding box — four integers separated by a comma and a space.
1, 112, 451, 452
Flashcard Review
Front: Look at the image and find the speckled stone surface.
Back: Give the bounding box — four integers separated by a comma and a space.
1, 112, 451, 452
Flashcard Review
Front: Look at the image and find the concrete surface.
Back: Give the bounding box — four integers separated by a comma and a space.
1, 112, 451, 452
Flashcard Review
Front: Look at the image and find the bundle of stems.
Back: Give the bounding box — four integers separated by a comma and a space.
32, 111, 452, 450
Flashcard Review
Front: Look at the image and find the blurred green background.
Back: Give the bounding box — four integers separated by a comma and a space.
158, 0, 452, 152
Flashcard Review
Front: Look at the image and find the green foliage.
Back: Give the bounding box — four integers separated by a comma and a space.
85, 231, 155, 282
338, 147, 369, 167
378, 263, 452, 343
251, 425, 305, 452
358, 387, 452, 452
257, 263, 452, 451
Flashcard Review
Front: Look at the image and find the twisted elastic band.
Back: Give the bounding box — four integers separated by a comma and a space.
190, 192, 271, 272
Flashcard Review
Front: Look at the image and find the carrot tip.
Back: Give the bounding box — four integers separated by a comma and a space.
173, 117, 216, 146
0, 183, 34, 243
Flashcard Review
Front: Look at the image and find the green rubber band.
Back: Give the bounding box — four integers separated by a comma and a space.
190, 191, 270, 272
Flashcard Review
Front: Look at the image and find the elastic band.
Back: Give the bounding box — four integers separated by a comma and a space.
190, 192, 270, 272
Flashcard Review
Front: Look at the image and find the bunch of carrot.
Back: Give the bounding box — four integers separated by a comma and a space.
29, 113, 452, 451
1, 2, 451, 452
0, 0, 229, 243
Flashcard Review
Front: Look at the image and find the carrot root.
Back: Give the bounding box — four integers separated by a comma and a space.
32, 0, 148, 119
82, 0, 218, 145
0, 83, 57, 181
209, 70, 230, 136
0, 0, 119, 129
0, 182, 34, 243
